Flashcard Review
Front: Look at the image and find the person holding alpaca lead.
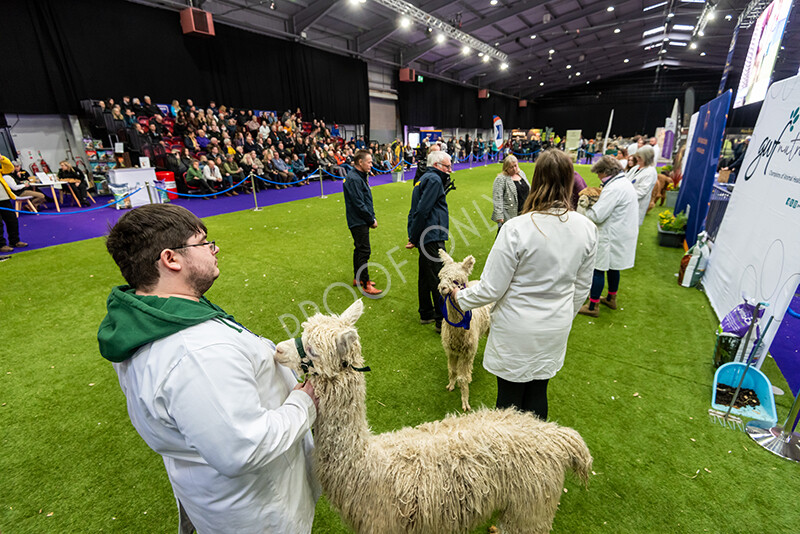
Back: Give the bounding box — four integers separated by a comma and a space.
579, 155, 639, 317
98, 204, 320, 533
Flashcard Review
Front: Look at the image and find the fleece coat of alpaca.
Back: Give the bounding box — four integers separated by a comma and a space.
274, 300, 593, 534
437, 251, 492, 411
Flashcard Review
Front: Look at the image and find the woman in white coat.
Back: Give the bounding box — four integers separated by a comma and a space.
452, 150, 597, 419
578, 156, 639, 317
491, 155, 530, 231
627, 145, 658, 226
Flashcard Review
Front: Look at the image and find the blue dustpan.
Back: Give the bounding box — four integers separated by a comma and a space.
712, 362, 778, 426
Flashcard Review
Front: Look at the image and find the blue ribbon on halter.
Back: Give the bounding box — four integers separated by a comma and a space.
440, 293, 472, 330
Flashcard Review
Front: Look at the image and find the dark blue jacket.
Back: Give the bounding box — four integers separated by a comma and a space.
343, 167, 375, 228
407, 168, 450, 246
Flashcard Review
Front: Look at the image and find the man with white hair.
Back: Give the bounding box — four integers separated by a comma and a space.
407, 150, 452, 333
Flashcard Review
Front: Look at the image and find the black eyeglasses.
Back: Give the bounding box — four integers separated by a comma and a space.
173, 240, 216, 252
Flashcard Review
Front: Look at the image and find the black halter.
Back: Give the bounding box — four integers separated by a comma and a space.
294, 337, 371, 373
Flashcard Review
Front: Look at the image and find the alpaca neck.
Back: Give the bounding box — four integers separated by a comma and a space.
446, 294, 467, 323
314, 373, 371, 465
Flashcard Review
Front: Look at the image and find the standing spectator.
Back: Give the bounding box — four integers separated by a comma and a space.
407, 150, 452, 332
452, 150, 597, 419
571, 171, 588, 211
413, 143, 438, 185
579, 156, 639, 317
491, 155, 529, 231
98, 204, 319, 533
648, 137, 661, 162
628, 146, 657, 226
0, 156, 29, 251
343, 150, 381, 295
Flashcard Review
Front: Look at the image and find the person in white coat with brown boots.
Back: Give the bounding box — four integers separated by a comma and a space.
579, 156, 639, 317
627, 145, 658, 226
452, 150, 597, 420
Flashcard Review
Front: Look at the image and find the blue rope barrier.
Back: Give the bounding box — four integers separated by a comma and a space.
0, 188, 142, 214
787, 308, 800, 319
153, 176, 251, 198
253, 173, 315, 186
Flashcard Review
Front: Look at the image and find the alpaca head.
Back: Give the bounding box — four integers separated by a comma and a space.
437, 250, 476, 297
275, 299, 367, 382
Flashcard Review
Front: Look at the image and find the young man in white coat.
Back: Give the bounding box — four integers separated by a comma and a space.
98, 204, 320, 533
579, 156, 639, 317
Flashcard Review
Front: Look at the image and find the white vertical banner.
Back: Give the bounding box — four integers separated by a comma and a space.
704, 73, 800, 368
602, 109, 614, 154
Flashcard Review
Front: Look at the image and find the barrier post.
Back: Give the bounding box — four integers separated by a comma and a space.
319, 171, 326, 199
145, 181, 154, 204
250, 171, 262, 212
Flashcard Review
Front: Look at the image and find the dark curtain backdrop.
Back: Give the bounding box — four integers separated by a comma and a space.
0, 0, 369, 125
400, 69, 721, 136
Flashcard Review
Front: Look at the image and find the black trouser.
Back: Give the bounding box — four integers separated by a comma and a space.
0, 199, 21, 246
590, 269, 620, 300
418, 240, 444, 324
496, 376, 549, 420
350, 225, 371, 286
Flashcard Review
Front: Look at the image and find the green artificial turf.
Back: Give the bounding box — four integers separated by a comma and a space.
1, 162, 798, 533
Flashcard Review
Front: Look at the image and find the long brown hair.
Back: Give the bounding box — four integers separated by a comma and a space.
521, 149, 573, 216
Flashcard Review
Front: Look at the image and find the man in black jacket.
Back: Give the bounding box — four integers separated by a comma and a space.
343, 149, 381, 296
407, 150, 452, 332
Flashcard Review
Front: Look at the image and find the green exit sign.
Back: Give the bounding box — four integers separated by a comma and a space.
417, 75, 424, 82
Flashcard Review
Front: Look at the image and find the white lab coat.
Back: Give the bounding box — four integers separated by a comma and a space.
585, 173, 639, 271
627, 142, 639, 156
629, 165, 658, 226
457, 210, 597, 382
114, 320, 319, 534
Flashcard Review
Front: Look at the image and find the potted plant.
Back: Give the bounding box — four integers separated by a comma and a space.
665, 181, 679, 209
657, 210, 687, 247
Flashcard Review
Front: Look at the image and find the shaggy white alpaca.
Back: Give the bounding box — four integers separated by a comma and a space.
274, 300, 593, 534
437, 250, 492, 411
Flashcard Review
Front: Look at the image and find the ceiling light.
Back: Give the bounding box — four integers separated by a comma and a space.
576, 72, 581, 76
659, 49, 667, 54
623, 58, 630, 63
725, 14, 733, 21
462, 45, 471, 55
530, 34, 537, 39
482, 55, 490, 62
587, 81, 590, 84
669, 41, 688, 46
698, 30, 705, 36
436, 34, 445, 43
478, 52, 484, 57
700, 51, 706, 56
673, 24, 694, 31
490, 0, 498, 5
690, 42, 698, 49
643, 26, 665, 37
566, 64, 572, 69
667, 12, 675, 18
644, 1, 667, 10
549, 49, 555, 54
707, 11, 716, 20
614, 28, 621, 33
500, 62, 508, 70
528, 75, 532, 79
399, 16, 410, 28
607, 6, 615, 11
539, 82, 545, 86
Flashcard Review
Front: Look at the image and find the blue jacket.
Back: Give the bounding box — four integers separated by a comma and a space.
343, 167, 375, 228
407, 168, 450, 246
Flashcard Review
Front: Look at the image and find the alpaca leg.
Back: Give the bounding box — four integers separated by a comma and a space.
446, 352, 458, 391
497, 503, 557, 534
457, 376, 471, 411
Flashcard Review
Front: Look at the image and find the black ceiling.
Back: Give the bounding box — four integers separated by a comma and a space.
129, 0, 765, 98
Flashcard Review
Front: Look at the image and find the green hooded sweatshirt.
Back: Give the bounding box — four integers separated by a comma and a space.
97, 285, 239, 363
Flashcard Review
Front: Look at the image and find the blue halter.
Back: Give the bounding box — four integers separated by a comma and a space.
440, 293, 473, 330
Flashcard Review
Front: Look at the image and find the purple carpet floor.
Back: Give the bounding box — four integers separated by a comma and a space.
7, 158, 500, 253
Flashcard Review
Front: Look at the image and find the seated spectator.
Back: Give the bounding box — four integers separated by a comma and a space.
120, 95, 133, 113
244, 134, 258, 154
169, 99, 181, 117
123, 108, 137, 128
166, 149, 189, 179
205, 109, 218, 127
173, 112, 188, 138
130, 97, 143, 116
147, 123, 164, 145
141, 95, 161, 117
207, 124, 223, 141
207, 145, 223, 162
270, 150, 297, 185
202, 158, 232, 195
183, 98, 196, 113
8, 161, 47, 208
223, 138, 235, 155
234, 144, 246, 163
245, 116, 260, 136
291, 153, 309, 183
150, 114, 167, 135
222, 154, 246, 190
185, 160, 215, 196
208, 100, 219, 115
111, 105, 124, 121
57, 160, 90, 207
233, 132, 245, 148
196, 129, 210, 149
184, 129, 199, 152
262, 150, 285, 189
323, 150, 346, 178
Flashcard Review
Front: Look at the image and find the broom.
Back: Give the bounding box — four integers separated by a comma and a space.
709, 316, 773, 430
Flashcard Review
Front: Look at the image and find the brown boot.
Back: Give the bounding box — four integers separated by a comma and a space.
600, 294, 617, 310
578, 302, 599, 317
360, 283, 382, 296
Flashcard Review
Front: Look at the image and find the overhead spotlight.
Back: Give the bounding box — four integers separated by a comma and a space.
549, 49, 555, 54
483, 55, 490, 63
700, 51, 706, 56
623, 58, 630, 63
528, 75, 532, 79
495, 42, 500, 46
435, 34, 445, 44
698, 30, 705, 36
478, 52, 484, 57
462, 45, 471, 55
539, 82, 545, 86
607, 6, 615, 11
614, 28, 621, 33
667, 12, 674, 18
659, 49, 667, 54
490, 0, 498, 5
690, 42, 697, 49
576, 71, 581, 76
566, 64, 572, 69
707, 11, 716, 20
725, 14, 732, 20
500, 62, 508, 70
530, 34, 537, 39
587, 81, 590, 84
400, 17, 411, 28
